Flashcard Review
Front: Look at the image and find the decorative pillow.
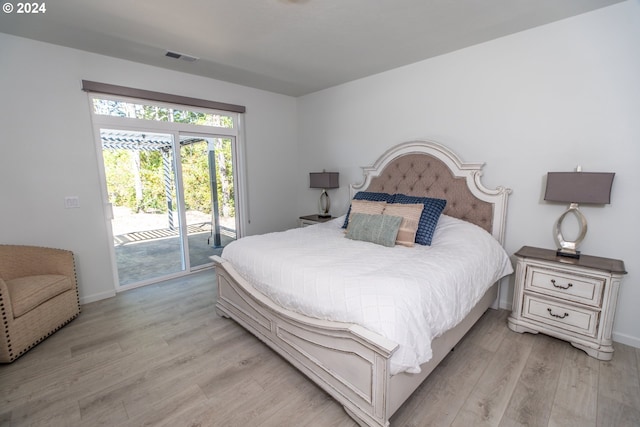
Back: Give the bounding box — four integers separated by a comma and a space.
345, 213, 402, 247
382, 203, 424, 247
344, 200, 388, 231
342, 191, 394, 228
391, 194, 447, 245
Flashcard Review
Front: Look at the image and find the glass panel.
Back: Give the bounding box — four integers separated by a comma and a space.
181, 136, 237, 268
102, 128, 186, 285
92, 98, 234, 128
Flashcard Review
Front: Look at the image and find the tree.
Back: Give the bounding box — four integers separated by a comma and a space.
98, 98, 236, 220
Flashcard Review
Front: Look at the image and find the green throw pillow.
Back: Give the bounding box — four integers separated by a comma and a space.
345, 213, 402, 247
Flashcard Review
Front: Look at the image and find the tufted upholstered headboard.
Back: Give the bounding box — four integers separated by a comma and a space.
351, 140, 511, 245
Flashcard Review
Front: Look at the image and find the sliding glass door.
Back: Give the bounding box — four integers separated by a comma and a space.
89, 94, 243, 290
100, 129, 238, 287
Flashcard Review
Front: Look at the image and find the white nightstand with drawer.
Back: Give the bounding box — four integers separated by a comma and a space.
508, 246, 626, 360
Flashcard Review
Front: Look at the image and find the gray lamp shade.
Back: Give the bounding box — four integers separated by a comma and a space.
544, 172, 614, 204
309, 172, 339, 189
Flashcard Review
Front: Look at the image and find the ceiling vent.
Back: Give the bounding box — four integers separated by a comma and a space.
165, 51, 199, 62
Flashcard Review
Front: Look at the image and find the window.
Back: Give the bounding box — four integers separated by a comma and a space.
92, 98, 234, 128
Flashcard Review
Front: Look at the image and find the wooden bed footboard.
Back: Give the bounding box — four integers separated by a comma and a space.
213, 255, 498, 427
213, 255, 398, 427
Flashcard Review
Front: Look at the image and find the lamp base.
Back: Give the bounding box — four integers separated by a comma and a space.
553, 203, 587, 261
318, 189, 331, 218
556, 248, 581, 259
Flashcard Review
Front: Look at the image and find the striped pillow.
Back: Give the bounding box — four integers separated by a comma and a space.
345, 213, 402, 247
342, 192, 393, 228
344, 199, 388, 229
382, 203, 423, 247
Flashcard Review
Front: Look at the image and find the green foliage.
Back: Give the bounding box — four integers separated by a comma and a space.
138, 151, 166, 212
98, 98, 236, 221
214, 139, 235, 217
103, 150, 135, 207
104, 149, 167, 213
103, 139, 235, 218
181, 141, 212, 213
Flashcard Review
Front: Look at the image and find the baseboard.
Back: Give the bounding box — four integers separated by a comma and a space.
499, 297, 512, 311
612, 331, 640, 349
80, 290, 116, 305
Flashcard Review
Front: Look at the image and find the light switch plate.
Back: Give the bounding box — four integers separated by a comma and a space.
64, 196, 80, 209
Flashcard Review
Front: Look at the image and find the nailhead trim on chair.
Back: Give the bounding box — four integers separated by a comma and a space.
10, 314, 79, 362
73, 257, 82, 316
0, 293, 13, 360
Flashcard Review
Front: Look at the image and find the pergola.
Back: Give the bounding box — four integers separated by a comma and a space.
100, 129, 223, 247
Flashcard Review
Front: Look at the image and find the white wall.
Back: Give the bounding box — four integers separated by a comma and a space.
297, 1, 640, 347
0, 33, 298, 303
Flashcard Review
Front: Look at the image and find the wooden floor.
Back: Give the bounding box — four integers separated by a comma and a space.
1, 269, 639, 427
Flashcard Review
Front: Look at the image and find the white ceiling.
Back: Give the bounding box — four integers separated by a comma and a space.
0, 0, 624, 96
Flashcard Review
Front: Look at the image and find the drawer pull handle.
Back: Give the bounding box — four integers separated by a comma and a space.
547, 308, 569, 319
550, 279, 573, 290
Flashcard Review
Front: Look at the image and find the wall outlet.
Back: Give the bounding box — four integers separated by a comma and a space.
64, 196, 80, 209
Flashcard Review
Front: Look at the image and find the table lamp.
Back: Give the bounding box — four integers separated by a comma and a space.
544, 168, 614, 259
309, 171, 339, 217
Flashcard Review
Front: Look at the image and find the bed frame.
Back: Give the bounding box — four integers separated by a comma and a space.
212, 140, 511, 427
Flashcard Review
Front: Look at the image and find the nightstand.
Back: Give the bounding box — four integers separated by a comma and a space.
508, 246, 626, 360
299, 214, 335, 227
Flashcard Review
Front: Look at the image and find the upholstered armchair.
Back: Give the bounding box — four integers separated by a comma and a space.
0, 245, 80, 363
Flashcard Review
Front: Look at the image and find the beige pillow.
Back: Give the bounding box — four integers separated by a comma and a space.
383, 203, 424, 247
345, 200, 387, 230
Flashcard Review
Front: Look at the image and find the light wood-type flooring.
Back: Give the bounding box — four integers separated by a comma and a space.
1, 269, 639, 426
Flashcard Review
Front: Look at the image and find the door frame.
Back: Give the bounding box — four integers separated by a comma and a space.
87, 93, 246, 292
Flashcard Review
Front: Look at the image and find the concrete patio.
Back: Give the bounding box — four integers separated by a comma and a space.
109, 206, 236, 285
113, 222, 235, 286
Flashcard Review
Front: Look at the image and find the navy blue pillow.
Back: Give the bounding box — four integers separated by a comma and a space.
391, 194, 447, 245
342, 191, 394, 228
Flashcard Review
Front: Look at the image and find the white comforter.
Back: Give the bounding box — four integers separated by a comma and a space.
221, 214, 513, 375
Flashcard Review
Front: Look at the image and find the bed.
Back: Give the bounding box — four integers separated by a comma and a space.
212, 140, 512, 427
